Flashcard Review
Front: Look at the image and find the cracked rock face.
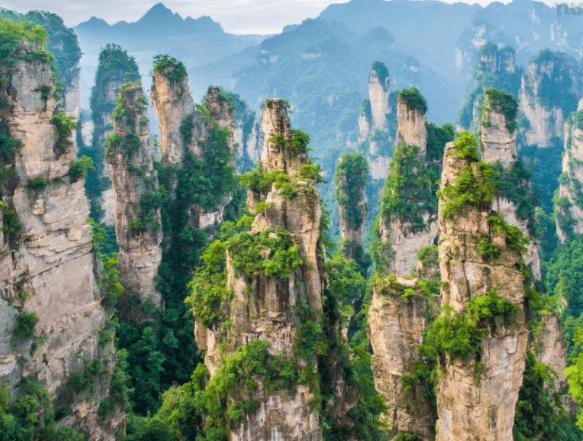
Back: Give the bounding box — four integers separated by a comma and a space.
195, 99, 324, 441
0, 45, 120, 439
105, 83, 162, 306
369, 277, 436, 440
436, 141, 528, 441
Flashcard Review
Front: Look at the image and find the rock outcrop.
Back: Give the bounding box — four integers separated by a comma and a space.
0, 41, 119, 438
105, 82, 162, 306
555, 109, 583, 242
436, 137, 528, 441
369, 276, 436, 440
375, 89, 438, 277
480, 89, 541, 280
194, 99, 324, 440
457, 42, 521, 132
334, 152, 367, 266
150, 59, 236, 232
87, 44, 140, 226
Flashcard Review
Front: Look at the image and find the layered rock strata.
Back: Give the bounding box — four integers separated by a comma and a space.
105, 82, 162, 306
0, 42, 119, 438
369, 276, 436, 440
555, 109, 583, 242
195, 99, 324, 440
481, 89, 541, 280
436, 140, 529, 441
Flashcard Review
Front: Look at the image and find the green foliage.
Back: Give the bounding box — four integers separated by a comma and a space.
0, 378, 84, 441
68, 360, 105, 393
417, 245, 438, 269
482, 87, 519, 133
425, 122, 455, 162
425, 291, 517, 361
568, 110, 583, 132
0, 17, 53, 69
50, 111, 76, 155
26, 176, 48, 193
334, 152, 368, 231
515, 350, 579, 441
68, 155, 95, 181
398, 88, 427, 114
14, 312, 38, 339
0, 201, 21, 235
324, 254, 367, 308
0, 121, 22, 186
545, 235, 583, 319
450, 131, 479, 160
487, 213, 529, 254
439, 135, 497, 220
153, 54, 187, 83
491, 159, 539, 236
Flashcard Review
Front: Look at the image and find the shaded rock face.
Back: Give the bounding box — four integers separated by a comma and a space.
105, 83, 162, 306
195, 99, 324, 441
481, 93, 541, 280
369, 277, 436, 440
395, 95, 427, 156
378, 97, 438, 277
556, 110, 583, 242
368, 65, 391, 132
436, 141, 528, 441
88, 45, 140, 227
0, 46, 119, 438
519, 52, 582, 149
538, 315, 567, 389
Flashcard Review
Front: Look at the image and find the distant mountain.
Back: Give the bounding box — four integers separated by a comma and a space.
317, 0, 480, 79
74, 3, 266, 109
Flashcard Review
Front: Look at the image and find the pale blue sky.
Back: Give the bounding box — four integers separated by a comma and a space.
0, 0, 546, 34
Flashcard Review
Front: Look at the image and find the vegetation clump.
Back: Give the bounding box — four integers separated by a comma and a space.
153, 54, 187, 83
0, 17, 54, 70
51, 110, 76, 155
334, 152, 368, 231
398, 88, 427, 114
14, 312, 38, 339
69, 155, 95, 181
482, 87, 518, 133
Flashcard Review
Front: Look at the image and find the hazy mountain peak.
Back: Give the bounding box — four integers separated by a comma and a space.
139, 3, 180, 23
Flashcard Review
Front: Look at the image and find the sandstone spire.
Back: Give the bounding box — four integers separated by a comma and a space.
395, 88, 428, 155
435, 133, 529, 441
0, 32, 120, 438
192, 98, 324, 440
480, 88, 541, 280
555, 109, 583, 242
105, 82, 163, 306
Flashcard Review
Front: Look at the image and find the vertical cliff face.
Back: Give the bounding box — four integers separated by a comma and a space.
105, 82, 162, 307
436, 135, 528, 441
375, 89, 439, 277
334, 152, 368, 269
555, 110, 583, 242
85, 44, 140, 227
193, 99, 324, 440
519, 50, 581, 149
480, 88, 541, 280
0, 38, 120, 438
395, 92, 428, 155
368, 61, 391, 132
368, 276, 436, 440
457, 42, 521, 132
356, 61, 395, 182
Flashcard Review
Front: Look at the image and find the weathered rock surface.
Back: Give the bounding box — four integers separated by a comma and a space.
480, 92, 541, 280
0, 44, 119, 438
436, 140, 528, 441
195, 99, 324, 441
537, 314, 567, 388
395, 95, 427, 155
369, 277, 435, 440
105, 83, 162, 306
